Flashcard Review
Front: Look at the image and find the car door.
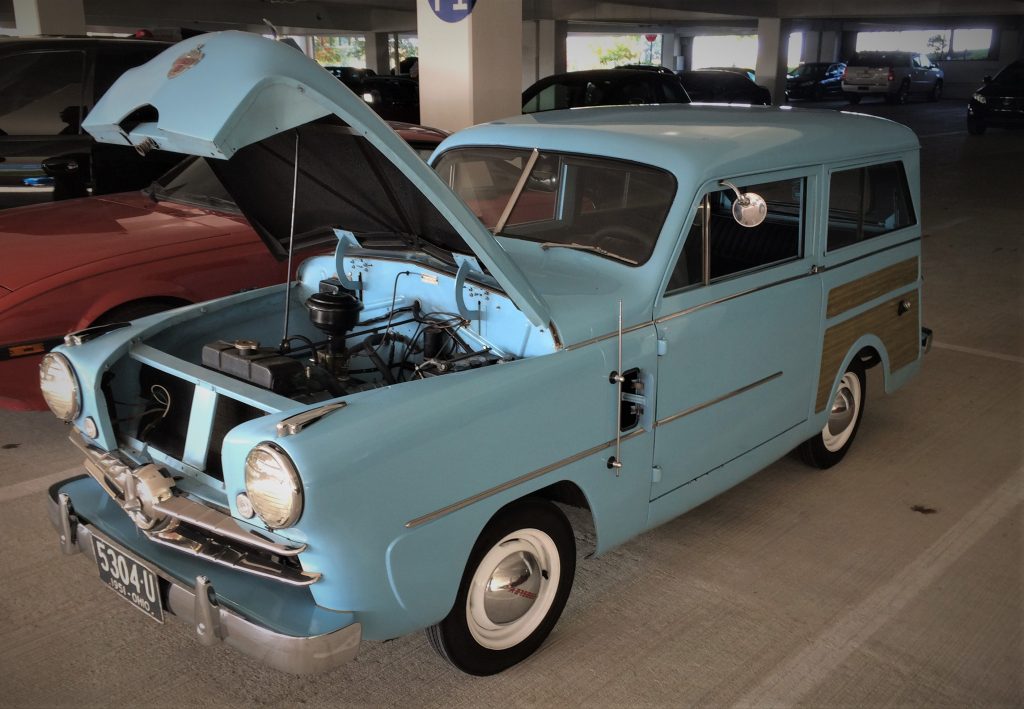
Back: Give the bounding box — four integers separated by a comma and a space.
649, 169, 821, 522
0, 45, 90, 207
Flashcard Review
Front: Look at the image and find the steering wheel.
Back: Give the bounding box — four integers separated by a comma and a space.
592, 224, 646, 261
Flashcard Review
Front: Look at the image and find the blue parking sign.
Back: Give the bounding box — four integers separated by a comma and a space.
429, 0, 476, 23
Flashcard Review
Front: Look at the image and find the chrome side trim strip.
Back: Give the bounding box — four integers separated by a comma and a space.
821, 236, 921, 272
655, 272, 814, 326
654, 371, 783, 429
405, 428, 647, 529
565, 271, 817, 353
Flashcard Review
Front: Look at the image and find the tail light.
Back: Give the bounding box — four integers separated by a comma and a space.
841, 67, 848, 81
887, 67, 895, 82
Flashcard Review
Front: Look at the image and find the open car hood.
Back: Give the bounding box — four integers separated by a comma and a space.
82, 31, 551, 328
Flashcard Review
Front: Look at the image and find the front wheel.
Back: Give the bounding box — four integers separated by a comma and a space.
967, 116, 987, 135
929, 80, 943, 102
426, 499, 576, 675
799, 363, 867, 469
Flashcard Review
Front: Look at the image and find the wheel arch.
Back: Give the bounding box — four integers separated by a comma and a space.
382, 478, 595, 639
86, 294, 193, 328
821, 334, 892, 420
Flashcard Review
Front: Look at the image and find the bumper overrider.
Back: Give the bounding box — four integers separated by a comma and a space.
47, 431, 362, 674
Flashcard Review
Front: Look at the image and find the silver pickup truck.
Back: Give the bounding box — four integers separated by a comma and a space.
842, 51, 944, 104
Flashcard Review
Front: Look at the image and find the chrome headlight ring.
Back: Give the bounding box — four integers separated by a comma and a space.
39, 353, 81, 422
244, 443, 304, 530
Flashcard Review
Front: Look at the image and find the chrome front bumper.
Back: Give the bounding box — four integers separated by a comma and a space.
47, 484, 361, 674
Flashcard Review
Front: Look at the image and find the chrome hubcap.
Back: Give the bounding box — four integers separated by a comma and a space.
483, 551, 542, 624
466, 528, 560, 651
821, 372, 861, 453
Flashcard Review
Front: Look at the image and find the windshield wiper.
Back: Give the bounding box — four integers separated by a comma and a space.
540, 242, 639, 265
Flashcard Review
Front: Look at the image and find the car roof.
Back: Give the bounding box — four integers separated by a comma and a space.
443, 104, 918, 184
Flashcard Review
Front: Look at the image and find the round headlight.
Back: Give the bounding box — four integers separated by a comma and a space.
972, 92, 987, 104
244, 443, 303, 529
39, 353, 81, 421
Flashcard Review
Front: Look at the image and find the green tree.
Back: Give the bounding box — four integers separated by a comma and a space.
926, 33, 948, 59
597, 42, 638, 66
314, 36, 342, 65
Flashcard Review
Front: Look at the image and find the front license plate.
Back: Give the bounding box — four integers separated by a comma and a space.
91, 533, 164, 623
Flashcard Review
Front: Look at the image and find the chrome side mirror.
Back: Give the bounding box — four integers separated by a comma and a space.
720, 180, 767, 228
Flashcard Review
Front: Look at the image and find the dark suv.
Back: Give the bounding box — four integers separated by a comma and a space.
522, 69, 690, 113
0, 36, 179, 209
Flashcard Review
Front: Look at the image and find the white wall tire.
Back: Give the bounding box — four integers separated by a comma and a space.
426, 499, 575, 675
799, 362, 867, 469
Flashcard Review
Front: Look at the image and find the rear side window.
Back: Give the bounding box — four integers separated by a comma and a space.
0, 50, 86, 135
827, 162, 915, 251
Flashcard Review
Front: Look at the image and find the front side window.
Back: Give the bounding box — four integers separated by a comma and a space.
434, 147, 676, 265
666, 177, 804, 292
0, 50, 86, 136
826, 161, 915, 251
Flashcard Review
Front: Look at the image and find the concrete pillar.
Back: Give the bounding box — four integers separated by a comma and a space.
678, 35, 693, 72
801, 31, 820, 62
838, 30, 858, 62
660, 32, 677, 70
418, 0, 522, 131
552, 20, 567, 75
522, 19, 559, 89
364, 32, 390, 74
819, 31, 839, 63
13, 0, 84, 35
754, 17, 787, 105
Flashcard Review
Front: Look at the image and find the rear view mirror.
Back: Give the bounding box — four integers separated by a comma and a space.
720, 180, 767, 228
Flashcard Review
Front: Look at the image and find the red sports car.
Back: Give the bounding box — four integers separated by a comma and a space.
0, 121, 447, 410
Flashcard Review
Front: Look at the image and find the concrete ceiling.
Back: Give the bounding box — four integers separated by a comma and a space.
0, 0, 1022, 35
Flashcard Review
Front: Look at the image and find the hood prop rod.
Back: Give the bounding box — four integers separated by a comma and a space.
280, 130, 300, 353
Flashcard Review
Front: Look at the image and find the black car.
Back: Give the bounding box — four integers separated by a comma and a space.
0, 36, 180, 209
678, 70, 772, 105
522, 69, 690, 113
360, 75, 420, 123
786, 62, 846, 101
968, 60, 1024, 135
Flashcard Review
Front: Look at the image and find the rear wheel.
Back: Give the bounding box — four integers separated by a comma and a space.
426, 499, 576, 675
845, 93, 861, 104
895, 80, 911, 104
798, 363, 867, 469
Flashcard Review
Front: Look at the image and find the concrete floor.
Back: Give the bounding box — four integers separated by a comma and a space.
0, 99, 1021, 707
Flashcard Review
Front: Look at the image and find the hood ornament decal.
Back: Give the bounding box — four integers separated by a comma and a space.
168, 44, 205, 78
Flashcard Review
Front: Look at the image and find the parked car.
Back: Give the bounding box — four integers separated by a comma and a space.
678, 69, 771, 105
699, 66, 756, 82
841, 51, 943, 104
358, 75, 421, 123
0, 36, 181, 209
615, 63, 676, 75
522, 69, 690, 113
967, 60, 1024, 134
0, 121, 446, 411
786, 62, 846, 100
46, 32, 929, 678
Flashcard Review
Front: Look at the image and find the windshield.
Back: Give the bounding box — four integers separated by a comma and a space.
992, 61, 1024, 86
149, 157, 238, 211
433, 147, 675, 266
853, 53, 908, 68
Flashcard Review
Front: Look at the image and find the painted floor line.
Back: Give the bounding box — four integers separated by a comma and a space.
932, 341, 1024, 365
731, 468, 1024, 708
0, 467, 81, 504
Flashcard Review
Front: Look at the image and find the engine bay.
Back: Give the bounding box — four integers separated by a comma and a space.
200, 277, 512, 404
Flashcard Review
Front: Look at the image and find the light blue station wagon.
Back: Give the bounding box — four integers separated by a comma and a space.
42, 32, 930, 676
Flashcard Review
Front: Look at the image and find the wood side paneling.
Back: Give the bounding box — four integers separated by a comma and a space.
816, 289, 920, 412
826, 258, 918, 318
